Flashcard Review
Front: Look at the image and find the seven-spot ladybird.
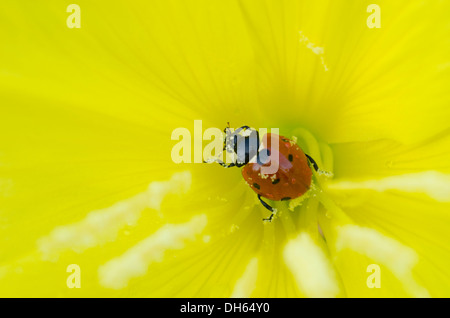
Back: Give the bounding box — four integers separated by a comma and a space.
206, 125, 318, 221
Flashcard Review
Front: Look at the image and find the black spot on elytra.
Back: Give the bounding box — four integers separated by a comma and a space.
272, 178, 280, 185
282, 138, 289, 142
288, 154, 293, 162
253, 183, 260, 190
281, 197, 291, 201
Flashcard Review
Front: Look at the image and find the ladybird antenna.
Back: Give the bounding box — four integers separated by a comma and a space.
258, 194, 277, 222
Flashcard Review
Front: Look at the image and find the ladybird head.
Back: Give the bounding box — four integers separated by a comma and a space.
224, 125, 260, 167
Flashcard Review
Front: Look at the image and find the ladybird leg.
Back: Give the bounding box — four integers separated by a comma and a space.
305, 154, 319, 171
258, 194, 277, 222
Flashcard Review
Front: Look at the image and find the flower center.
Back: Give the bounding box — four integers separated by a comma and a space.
289, 127, 334, 177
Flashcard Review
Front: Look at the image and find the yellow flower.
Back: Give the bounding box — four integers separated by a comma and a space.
1, 0, 449, 297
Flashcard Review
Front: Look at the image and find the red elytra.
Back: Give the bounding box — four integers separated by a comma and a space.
241, 133, 312, 201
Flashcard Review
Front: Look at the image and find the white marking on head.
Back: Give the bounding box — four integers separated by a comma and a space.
240, 128, 253, 137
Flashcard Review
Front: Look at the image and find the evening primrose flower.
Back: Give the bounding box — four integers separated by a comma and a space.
0, 0, 450, 297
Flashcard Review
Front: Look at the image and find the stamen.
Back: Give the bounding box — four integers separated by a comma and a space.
317, 169, 334, 178
299, 31, 329, 71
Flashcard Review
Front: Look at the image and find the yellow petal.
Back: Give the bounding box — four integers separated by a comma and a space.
239, 0, 450, 143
